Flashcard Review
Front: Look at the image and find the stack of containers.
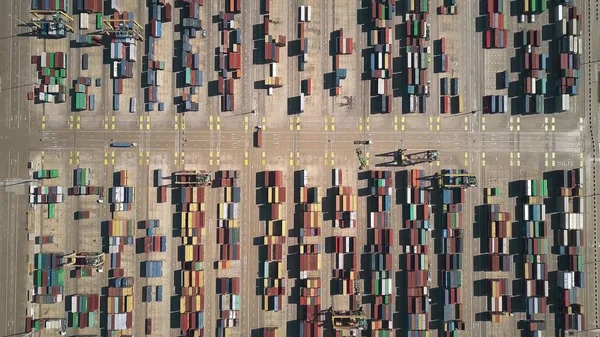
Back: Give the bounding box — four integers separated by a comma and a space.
367, 1, 393, 111
109, 170, 135, 212
215, 7, 242, 112
142, 219, 166, 253
483, 0, 507, 49
109, 11, 138, 111
515, 179, 549, 315
34, 169, 59, 179
550, 169, 585, 332
403, 13, 429, 114
401, 169, 431, 337
33, 253, 65, 304
68, 168, 103, 196
481, 200, 513, 273
486, 279, 512, 323
263, 34, 285, 94
555, 4, 582, 105
29, 52, 68, 103
331, 28, 352, 97
438, 0, 458, 14
521, 29, 546, 114
438, 169, 466, 333
145, 1, 171, 111
298, 244, 322, 325
485, 95, 508, 114
215, 170, 241, 268
366, 171, 393, 333
217, 278, 240, 330
169, 171, 209, 336
257, 171, 285, 312
178, 0, 204, 112
332, 168, 358, 228
298, 171, 323, 238
522, 0, 547, 14
28, 185, 65, 204
68, 294, 100, 328
103, 219, 135, 274
73, 76, 93, 111
297, 6, 311, 71
175, 174, 207, 337
74, 0, 103, 13
106, 277, 134, 334
31, 0, 69, 11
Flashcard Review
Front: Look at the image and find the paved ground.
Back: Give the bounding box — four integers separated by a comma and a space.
0, 0, 600, 336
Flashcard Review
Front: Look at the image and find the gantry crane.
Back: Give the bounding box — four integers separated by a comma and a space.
61, 251, 105, 269
398, 149, 439, 166
436, 169, 477, 188
28, 10, 74, 37
171, 170, 212, 186
101, 16, 145, 41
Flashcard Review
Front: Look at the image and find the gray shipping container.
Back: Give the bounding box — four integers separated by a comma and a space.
130, 97, 137, 113
113, 94, 120, 111
82, 54, 89, 70
89, 94, 95, 111
95, 78, 102, 87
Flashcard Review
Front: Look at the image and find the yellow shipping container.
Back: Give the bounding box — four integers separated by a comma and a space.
317, 254, 322, 270
126, 295, 134, 312
123, 287, 133, 296
264, 278, 269, 288
180, 296, 187, 313
185, 245, 192, 262
195, 295, 202, 311
263, 295, 269, 310
277, 261, 283, 278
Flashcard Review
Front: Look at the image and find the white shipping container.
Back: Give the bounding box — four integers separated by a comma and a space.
300, 93, 305, 112
40, 52, 47, 68
299, 6, 305, 22
80, 13, 89, 30
71, 296, 78, 312
523, 204, 530, 221
377, 78, 384, 94
525, 180, 532, 196
531, 77, 536, 94
307, 6, 312, 22
407, 52, 413, 68
556, 5, 563, 21
270, 63, 277, 77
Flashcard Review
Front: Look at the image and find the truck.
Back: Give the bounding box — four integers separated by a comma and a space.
110, 142, 138, 148
254, 127, 262, 148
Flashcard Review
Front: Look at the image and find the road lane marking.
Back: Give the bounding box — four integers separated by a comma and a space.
482, 152, 486, 167
245, 116, 248, 131
245, 152, 248, 166
580, 153, 584, 167
296, 117, 301, 131
70, 151, 73, 165
262, 116, 266, 130
545, 153, 548, 167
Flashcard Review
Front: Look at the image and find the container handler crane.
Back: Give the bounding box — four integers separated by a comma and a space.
356, 148, 367, 170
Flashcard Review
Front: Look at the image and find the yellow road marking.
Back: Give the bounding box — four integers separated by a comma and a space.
262, 116, 266, 130
245, 152, 248, 166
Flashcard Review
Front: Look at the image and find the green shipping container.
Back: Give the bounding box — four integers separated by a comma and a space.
531, 0, 536, 12
48, 204, 55, 219
374, 281, 380, 295
71, 312, 79, 328
49, 169, 59, 178
542, 179, 548, 197
50, 53, 55, 69
185, 68, 191, 84
540, 0, 546, 12
57, 268, 64, 285
497, 0, 504, 13
96, 13, 103, 29
421, 0, 428, 13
